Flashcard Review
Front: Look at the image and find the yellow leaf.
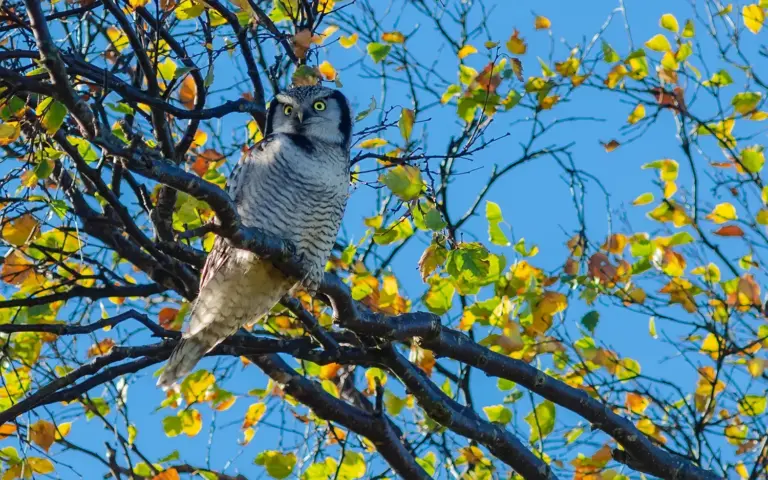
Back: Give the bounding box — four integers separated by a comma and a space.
700, 333, 723, 358
1, 214, 39, 247
381, 31, 405, 43
128, 0, 150, 8
506, 29, 526, 55
359, 138, 387, 149
27, 458, 54, 474
534, 16, 551, 30
664, 181, 677, 198
365, 368, 387, 393
339, 33, 358, 48
605, 64, 627, 89
0, 424, 16, 440
242, 402, 267, 429
318, 61, 337, 81
706, 202, 737, 224
627, 104, 646, 124
602, 233, 628, 255
536, 291, 568, 316
625, 393, 650, 414
660, 13, 680, 32
0, 121, 21, 146
458, 45, 477, 59
180, 408, 202, 436
53, 422, 71, 441
106, 27, 129, 52
735, 463, 749, 479
632, 192, 654, 206
181, 370, 215, 404
645, 34, 672, 52
191, 130, 207, 148
317, 0, 335, 14
743, 4, 765, 34
682, 19, 695, 37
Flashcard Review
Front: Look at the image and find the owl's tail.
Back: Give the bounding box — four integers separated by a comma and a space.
157, 333, 220, 389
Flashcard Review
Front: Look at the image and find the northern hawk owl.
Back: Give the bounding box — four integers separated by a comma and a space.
157, 85, 352, 388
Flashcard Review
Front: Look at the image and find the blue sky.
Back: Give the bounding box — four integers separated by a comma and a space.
2, 0, 763, 477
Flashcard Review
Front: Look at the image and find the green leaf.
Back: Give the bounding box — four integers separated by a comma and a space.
565, 427, 583, 444
703, 69, 733, 87
497, 378, 516, 391
372, 218, 413, 245
580, 311, 600, 333
67, 136, 99, 162
175, 0, 205, 20
441, 84, 462, 104
367, 42, 391, 63
486, 201, 510, 246
398, 108, 415, 142
380, 165, 422, 201
254, 451, 297, 479
602, 41, 619, 63
422, 276, 455, 315
35, 98, 67, 135
483, 404, 513, 424
415, 452, 437, 477
355, 97, 376, 121
525, 400, 556, 443
162, 415, 182, 437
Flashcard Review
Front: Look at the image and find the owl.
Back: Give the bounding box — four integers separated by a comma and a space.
157, 85, 352, 388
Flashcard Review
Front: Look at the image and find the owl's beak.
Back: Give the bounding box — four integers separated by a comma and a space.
296, 110, 304, 123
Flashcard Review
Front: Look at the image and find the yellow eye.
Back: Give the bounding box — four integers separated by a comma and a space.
313, 100, 326, 111
283, 105, 293, 115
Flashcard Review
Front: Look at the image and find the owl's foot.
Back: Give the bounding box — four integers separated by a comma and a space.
296, 255, 323, 297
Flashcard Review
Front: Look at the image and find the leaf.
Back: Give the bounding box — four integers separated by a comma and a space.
338, 451, 366, 479
534, 15, 551, 29
381, 31, 405, 43
645, 34, 672, 52
422, 276, 455, 315
682, 19, 696, 37
458, 44, 477, 59
738, 394, 767, 416
506, 29, 526, 55
367, 42, 391, 63
602, 233, 628, 254
616, 358, 641, 380
152, 469, 180, 480
398, 108, 415, 142
1, 214, 39, 247
106, 26, 129, 51
743, 4, 765, 33
180, 370, 215, 404
243, 402, 267, 429
35, 97, 68, 135
30, 420, 55, 452
741, 146, 765, 173
175, 0, 205, 20
714, 225, 744, 237
380, 165, 422, 201
418, 243, 448, 281
525, 400, 555, 443
485, 201, 510, 246
483, 405, 512, 424
0, 121, 21, 145
158, 307, 182, 331
660, 13, 680, 32
732, 92, 761, 114
0, 424, 16, 440
254, 451, 297, 479
359, 138, 387, 149
602, 139, 620, 152
317, 61, 337, 81
180, 408, 202, 436
27, 458, 54, 474
355, 97, 376, 121
627, 104, 646, 124
441, 84, 462, 104
632, 192, 654, 206
87, 338, 115, 357
178, 75, 197, 110
581, 311, 600, 333
365, 367, 387, 393
339, 33, 358, 48
706, 203, 737, 224
602, 41, 619, 63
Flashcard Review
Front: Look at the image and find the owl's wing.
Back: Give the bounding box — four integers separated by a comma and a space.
198, 134, 278, 291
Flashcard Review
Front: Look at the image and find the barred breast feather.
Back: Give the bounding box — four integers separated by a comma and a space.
157, 133, 349, 388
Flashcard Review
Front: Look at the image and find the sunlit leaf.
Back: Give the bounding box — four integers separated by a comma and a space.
660, 13, 680, 32
525, 400, 555, 443
254, 451, 297, 479
743, 4, 765, 33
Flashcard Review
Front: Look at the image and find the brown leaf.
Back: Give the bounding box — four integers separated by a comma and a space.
588, 252, 617, 283
88, 338, 116, 358
510, 58, 524, 81
292, 29, 313, 60
30, 420, 56, 452
474, 62, 501, 93
713, 224, 744, 237
1, 250, 34, 285
601, 139, 620, 152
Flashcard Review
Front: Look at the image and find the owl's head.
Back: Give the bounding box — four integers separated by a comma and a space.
265, 85, 353, 149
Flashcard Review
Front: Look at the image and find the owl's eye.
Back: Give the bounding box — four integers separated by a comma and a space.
313, 100, 327, 111
283, 105, 293, 116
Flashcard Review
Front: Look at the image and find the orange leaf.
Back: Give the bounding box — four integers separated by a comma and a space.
88, 338, 116, 358
152, 469, 180, 480
178, 75, 197, 110
0, 423, 16, 440
474, 63, 501, 93
0, 250, 35, 285
30, 420, 56, 452
713, 225, 744, 237
158, 307, 181, 330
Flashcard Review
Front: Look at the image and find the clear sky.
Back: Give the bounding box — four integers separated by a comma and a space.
3, 0, 762, 478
